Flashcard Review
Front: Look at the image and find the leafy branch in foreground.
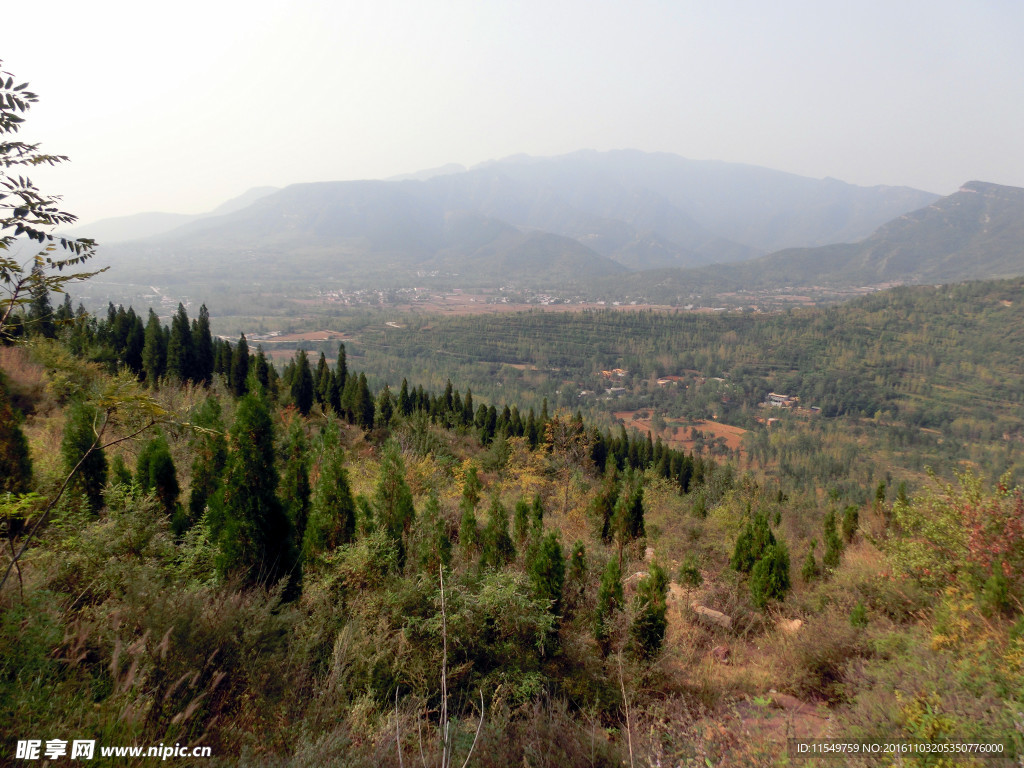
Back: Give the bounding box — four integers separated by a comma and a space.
0, 61, 104, 340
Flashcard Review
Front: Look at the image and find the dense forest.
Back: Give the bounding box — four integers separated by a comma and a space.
5, 280, 1024, 765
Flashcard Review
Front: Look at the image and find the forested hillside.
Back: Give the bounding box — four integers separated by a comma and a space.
5, 282, 1024, 764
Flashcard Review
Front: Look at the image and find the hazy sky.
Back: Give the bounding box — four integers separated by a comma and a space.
4, 0, 1023, 225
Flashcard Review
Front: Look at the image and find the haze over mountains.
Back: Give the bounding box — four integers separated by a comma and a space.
79, 150, 1024, 298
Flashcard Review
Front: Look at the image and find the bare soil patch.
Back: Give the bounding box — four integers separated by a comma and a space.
614, 410, 748, 460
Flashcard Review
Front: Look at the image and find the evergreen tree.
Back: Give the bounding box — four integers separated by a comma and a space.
594, 557, 623, 654
528, 531, 565, 616
142, 309, 166, 386
191, 304, 214, 386
209, 394, 296, 587
750, 542, 792, 609
822, 510, 843, 569
335, 343, 348, 392
412, 491, 452, 572
0, 373, 32, 494
291, 349, 315, 416
513, 498, 530, 544
377, 383, 394, 427
26, 266, 55, 338
280, 420, 312, 547
373, 440, 415, 567
590, 466, 619, 543
188, 396, 228, 524
230, 333, 249, 397
678, 553, 703, 596
481, 494, 516, 568
136, 431, 180, 519
61, 400, 107, 512
398, 377, 411, 417
355, 373, 374, 430
123, 308, 145, 376
630, 561, 669, 658
253, 346, 270, 390
165, 303, 194, 383
304, 440, 356, 559
731, 511, 776, 573
314, 352, 329, 407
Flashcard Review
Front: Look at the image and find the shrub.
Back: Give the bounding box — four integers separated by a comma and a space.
749, 542, 791, 609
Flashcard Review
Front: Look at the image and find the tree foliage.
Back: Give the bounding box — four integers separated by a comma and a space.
1, 63, 103, 341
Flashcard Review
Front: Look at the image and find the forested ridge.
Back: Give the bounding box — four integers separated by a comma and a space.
5, 280, 1024, 764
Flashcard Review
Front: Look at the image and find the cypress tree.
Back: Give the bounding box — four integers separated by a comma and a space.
314, 352, 329, 407
355, 373, 375, 430
165, 303, 194, 383
27, 266, 55, 338
373, 440, 415, 567
210, 394, 296, 587
136, 432, 179, 511
280, 420, 312, 546
142, 309, 166, 386
61, 400, 108, 512
230, 333, 249, 397
412, 491, 451, 572
377, 383, 394, 427
481, 494, 516, 568
191, 304, 214, 386
528, 531, 565, 616
291, 350, 315, 416
594, 557, 623, 654
188, 396, 228, 524
123, 308, 145, 376
630, 561, 669, 658
398, 378, 411, 417
303, 440, 356, 559
253, 346, 270, 390
335, 343, 348, 392
0, 373, 32, 494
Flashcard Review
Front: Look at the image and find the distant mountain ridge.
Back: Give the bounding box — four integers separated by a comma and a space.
618, 181, 1024, 299
69, 186, 280, 243
94, 150, 941, 290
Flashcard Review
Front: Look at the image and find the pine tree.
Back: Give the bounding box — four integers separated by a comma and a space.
481, 494, 516, 568
123, 308, 145, 376
513, 498, 530, 543
314, 352, 329, 408
291, 350, 314, 416
280, 419, 312, 547
594, 557, 623, 654
61, 400, 107, 512
412, 491, 451, 572
188, 396, 228, 524
355, 373, 374, 430
136, 431, 180, 519
528, 531, 564, 616
26, 266, 55, 338
304, 440, 356, 559
0, 373, 32, 494
398, 377, 411, 417
165, 303, 194, 383
335, 343, 348, 392
373, 440, 415, 567
142, 309, 166, 386
377, 383, 394, 427
191, 304, 214, 386
209, 394, 296, 587
253, 346, 270, 390
630, 561, 669, 658
230, 333, 249, 397
750, 542, 791, 609
731, 511, 776, 573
